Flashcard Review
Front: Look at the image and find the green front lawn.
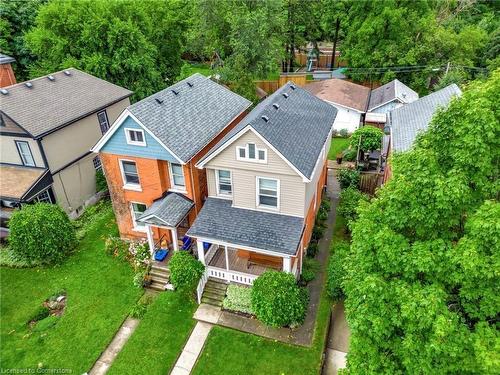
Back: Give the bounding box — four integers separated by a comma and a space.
108, 292, 196, 375
0, 202, 142, 372
328, 137, 351, 160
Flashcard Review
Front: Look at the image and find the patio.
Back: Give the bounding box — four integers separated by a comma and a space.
207, 246, 268, 277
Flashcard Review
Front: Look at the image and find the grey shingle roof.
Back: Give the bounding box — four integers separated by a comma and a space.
138, 192, 193, 227
390, 84, 461, 153
186, 198, 304, 255
368, 79, 419, 111
128, 74, 251, 163
199, 83, 337, 180
0, 54, 15, 65
0, 68, 132, 138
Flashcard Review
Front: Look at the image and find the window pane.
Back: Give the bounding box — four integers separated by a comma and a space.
259, 195, 277, 207
258, 150, 265, 160
173, 174, 185, 186
219, 183, 232, 193
17, 142, 35, 166
171, 164, 183, 174
126, 174, 140, 184
122, 161, 137, 173
132, 203, 146, 213
259, 178, 277, 191
248, 144, 256, 159
135, 131, 144, 142
218, 170, 230, 179
239, 148, 246, 158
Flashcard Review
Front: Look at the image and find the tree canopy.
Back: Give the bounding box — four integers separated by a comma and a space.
343, 71, 499, 373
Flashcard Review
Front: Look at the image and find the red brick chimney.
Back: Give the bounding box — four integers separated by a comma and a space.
0, 54, 17, 88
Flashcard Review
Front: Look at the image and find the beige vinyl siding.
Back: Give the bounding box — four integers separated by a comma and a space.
0, 135, 45, 167
41, 98, 129, 172
205, 130, 306, 217
2, 116, 26, 134
304, 135, 331, 216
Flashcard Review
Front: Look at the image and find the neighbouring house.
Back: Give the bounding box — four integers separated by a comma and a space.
91, 73, 251, 252
188, 82, 337, 285
0, 68, 132, 226
382, 84, 462, 182
0, 54, 16, 88
305, 78, 418, 132
305, 78, 369, 133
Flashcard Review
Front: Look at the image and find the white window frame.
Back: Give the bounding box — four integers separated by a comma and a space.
15, 141, 35, 167
215, 169, 232, 198
236, 143, 267, 163
256, 176, 280, 211
124, 128, 146, 146
32, 188, 53, 204
130, 201, 147, 232
168, 162, 186, 192
93, 156, 102, 170
97, 110, 110, 135
119, 159, 141, 191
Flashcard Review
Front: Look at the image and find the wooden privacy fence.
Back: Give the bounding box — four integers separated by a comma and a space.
255, 74, 308, 95
359, 172, 383, 196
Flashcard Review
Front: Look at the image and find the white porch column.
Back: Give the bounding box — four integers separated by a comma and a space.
171, 228, 179, 251
283, 257, 292, 273
197, 240, 206, 265
146, 225, 155, 257
224, 245, 230, 282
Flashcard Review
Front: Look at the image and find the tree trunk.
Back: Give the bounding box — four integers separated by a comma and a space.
330, 17, 340, 69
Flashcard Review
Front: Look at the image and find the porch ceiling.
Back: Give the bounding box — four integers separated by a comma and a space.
138, 192, 193, 227
186, 197, 304, 256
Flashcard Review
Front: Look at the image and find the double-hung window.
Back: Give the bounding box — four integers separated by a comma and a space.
257, 177, 279, 209
97, 110, 110, 135
169, 163, 185, 190
16, 141, 35, 167
120, 160, 140, 189
130, 202, 147, 231
125, 128, 146, 146
216, 170, 232, 196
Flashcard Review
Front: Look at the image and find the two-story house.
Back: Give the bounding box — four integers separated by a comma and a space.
91, 73, 251, 252
187, 83, 337, 285
0, 68, 132, 222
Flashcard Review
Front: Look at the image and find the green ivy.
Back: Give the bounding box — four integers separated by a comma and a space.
223, 284, 253, 315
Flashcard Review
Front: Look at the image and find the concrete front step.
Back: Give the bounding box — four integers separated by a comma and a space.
205, 280, 228, 291
150, 270, 170, 279
202, 290, 225, 301
204, 286, 226, 296
148, 281, 167, 291
151, 264, 169, 272
201, 296, 223, 307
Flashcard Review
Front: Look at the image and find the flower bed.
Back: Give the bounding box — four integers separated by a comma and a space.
222, 284, 253, 315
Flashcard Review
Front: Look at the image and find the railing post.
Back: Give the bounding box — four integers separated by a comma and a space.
197, 240, 206, 265
146, 225, 155, 258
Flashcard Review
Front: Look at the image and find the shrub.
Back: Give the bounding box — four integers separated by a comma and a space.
327, 241, 350, 301
29, 306, 50, 322
350, 125, 384, 153
312, 224, 325, 241
301, 269, 315, 283
338, 187, 369, 227
223, 284, 253, 314
169, 251, 205, 293
129, 295, 153, 319
320, 198, 331, 212
306, 242, 319, 258
133, 270, 147, 288
9, 203, 76, 264
317, 208, 328, 222
129, 240, 151, 270
251, 270, 309, 327
339, 128, 349, 138
332, 129, 339, 137
342, 148, 357, 162
105, 236, 129, 261
96, 169, 108, 192
337, 168, 360, 189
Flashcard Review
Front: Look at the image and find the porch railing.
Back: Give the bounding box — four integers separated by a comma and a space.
196, 268, 209, 304
204, 243, 218, 266
207, 266, 258, 286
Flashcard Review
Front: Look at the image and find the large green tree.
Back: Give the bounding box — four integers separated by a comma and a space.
25, 0, 188, 100
343, 71, 499, 373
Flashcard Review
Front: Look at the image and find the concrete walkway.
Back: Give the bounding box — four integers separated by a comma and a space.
170, 321, 213, 375
89, 317, 140, 375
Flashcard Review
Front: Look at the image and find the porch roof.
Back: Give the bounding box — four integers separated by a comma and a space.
186, 198, 304, 256
138, 192, 193, 228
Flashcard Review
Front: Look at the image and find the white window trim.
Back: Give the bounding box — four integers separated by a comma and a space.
256, 176, 280, 211
15, 141, 36, 167
119, 159, 141, 191
236, 143, 267, 163
93, 156, 102, 170
124, 127, 146, 146
215, 169, 233, 198
168, 162, 187, 193
130, 201, 147, 232
97, 110, 110, 134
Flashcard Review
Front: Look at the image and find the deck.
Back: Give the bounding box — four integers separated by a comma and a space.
207, 246, 267, 277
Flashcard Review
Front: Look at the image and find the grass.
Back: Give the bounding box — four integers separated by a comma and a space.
0, 201, 142, 372
107, 292, 197, 375
179, 61, 213, 78
328, 137, 351, 160
192, 204, 348, 375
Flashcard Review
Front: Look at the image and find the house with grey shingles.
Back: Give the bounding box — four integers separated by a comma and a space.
188, 82, 337, 290
0, 68, 132, 227
382, 84, 462, 182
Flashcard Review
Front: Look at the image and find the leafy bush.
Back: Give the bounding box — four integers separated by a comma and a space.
301, 269, 315, 283
317, 206, 328, 222
327, 241, 350, 301
105, 236, 129, 261
223, 284, 253, 314
169, 251, 205, 293
251, 270, 309, 327
301, 258, 321, 283
338, 168, 360, 189
96, 169, 108, 192
339, 128, 349, 138
320, 198, 331, 212
332, 129, 339, 137
9, 203, 76, 264
29, 306, 50, 322
312, 224, 325, 241
350, 125, 384, 152
133, 270, 147, 288
343, 148, 357, 162
129, 240, 151, 270
338, 187, 369, 227
306, 242, 319, 258
129, 295, 154, 319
